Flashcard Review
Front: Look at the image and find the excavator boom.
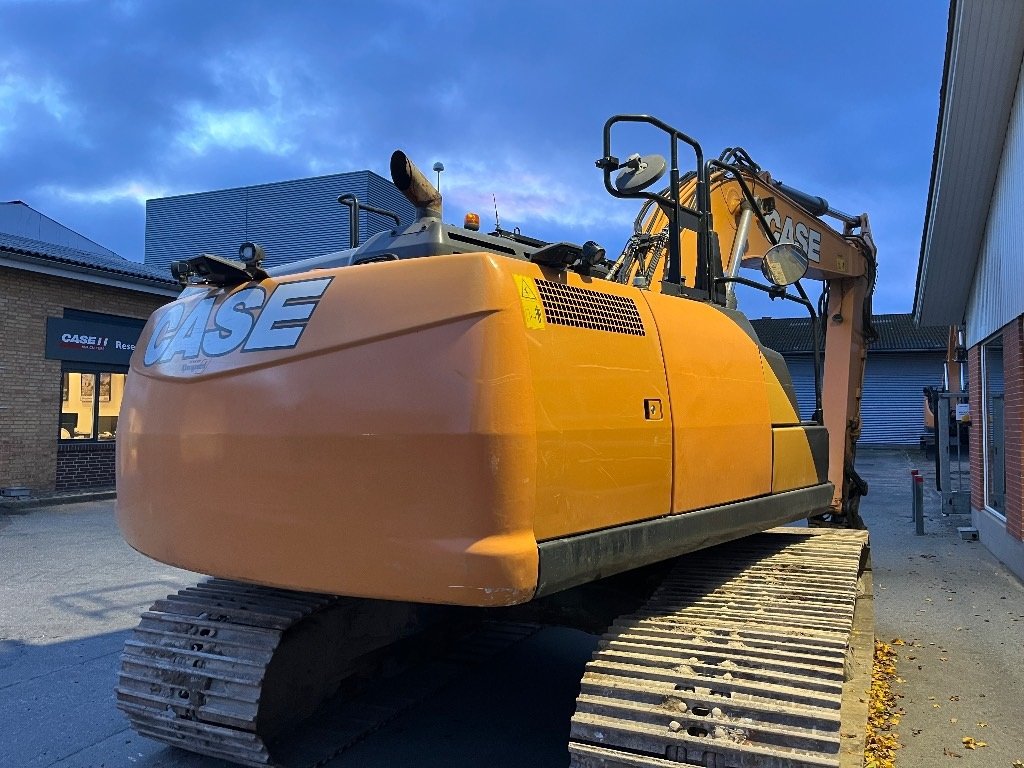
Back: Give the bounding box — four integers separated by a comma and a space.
602, 135, 877, 526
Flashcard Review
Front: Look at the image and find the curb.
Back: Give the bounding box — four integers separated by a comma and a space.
0, 489, 116, 514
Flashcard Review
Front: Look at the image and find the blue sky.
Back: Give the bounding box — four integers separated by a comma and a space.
1, 1, 947, 316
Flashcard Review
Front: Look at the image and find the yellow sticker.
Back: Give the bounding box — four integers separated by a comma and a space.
836, 254, 847, 273
514, 274, 545, 329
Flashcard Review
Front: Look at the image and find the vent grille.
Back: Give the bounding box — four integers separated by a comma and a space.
535, 280, 645, 335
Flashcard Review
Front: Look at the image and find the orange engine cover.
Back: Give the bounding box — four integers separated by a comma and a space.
118, 252, 814, 606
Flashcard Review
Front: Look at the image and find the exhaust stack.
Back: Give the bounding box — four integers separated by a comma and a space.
390, 150, 442, 221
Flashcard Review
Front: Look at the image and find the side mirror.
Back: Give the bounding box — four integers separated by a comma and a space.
615, 154, 667, 193
761, 241, 809, 286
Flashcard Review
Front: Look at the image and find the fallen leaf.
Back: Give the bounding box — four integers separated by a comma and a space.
943, 747, 961, 758
949, 695, 960, 702
864, 640, 901, 768
961, 737, 987, 749
976, 722, 987, 728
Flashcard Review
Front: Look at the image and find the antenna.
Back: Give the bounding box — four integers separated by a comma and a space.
492, 194, 501, 232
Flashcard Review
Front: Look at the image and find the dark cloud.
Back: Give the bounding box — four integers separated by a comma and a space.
0, 1, 946, 312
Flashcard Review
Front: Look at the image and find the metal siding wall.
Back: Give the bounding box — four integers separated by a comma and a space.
145, 172, 416, 271
966, 52, 1024, 347
918, 1, 1024, 327
783, 353, 945, 445
145, 189, 248, 272
244, 175, 366, 267
785, 357, 818, 422
366, 173, 417, 229
859, 354, 945, 445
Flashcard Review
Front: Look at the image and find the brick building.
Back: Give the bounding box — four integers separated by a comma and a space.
916, 0, 1024, 580
0, 202, 177, 493
2, 167, 414, 495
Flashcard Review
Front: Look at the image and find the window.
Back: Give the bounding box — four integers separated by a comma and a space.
59, 370, 127, 441
981, 335, 1005, 517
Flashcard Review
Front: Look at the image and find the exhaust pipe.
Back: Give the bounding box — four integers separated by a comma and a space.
390, 150, 442, 220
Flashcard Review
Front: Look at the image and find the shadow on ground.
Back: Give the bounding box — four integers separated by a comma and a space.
0, 624, 598, 768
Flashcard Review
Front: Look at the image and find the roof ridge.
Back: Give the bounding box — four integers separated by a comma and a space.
750, 313, 948, 354
0, 231, 175, 286
0, 230, 129, 263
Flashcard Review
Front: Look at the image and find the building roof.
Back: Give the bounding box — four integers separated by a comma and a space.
0, 231, 177, 291
751, 313, 947, 354
915, 0, 1024, 325
1, 200, 120, 259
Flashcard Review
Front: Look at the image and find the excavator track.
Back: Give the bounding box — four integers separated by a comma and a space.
115, 578, 542, 767
115, 578, 465, 767
569, 527, 870, 768
116, 579, 344, 766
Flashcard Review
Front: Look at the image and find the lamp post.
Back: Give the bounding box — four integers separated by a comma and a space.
432, 161, 444, 192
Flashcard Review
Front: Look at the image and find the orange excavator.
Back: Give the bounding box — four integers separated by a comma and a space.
115, 114, 877, 767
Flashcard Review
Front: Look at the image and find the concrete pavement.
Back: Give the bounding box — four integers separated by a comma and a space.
1, 449, 1022, 767
859, 449, 1024, 766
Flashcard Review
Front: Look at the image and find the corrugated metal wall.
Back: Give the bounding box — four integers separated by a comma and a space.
367, 173, 419, 230
966, 52, 1024, 347
145, 172, 416, 271
860, 354, 946, 445
786, 358, 818, 422
784, 353, 945, 446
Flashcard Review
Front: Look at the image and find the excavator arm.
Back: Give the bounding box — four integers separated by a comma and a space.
604, 140, 878, 527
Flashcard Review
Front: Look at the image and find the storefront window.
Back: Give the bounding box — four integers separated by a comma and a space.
981, 335, 1005, 517
59, 370, 127, 441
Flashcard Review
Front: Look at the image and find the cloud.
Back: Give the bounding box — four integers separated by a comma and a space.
176, 104, 297, 157
40, 179, 170, 206
176, 47, 316, 159
441, 157, 633, 232
0, 63, 76, 142
171, 50, 351, 164
0, 1, 948, 313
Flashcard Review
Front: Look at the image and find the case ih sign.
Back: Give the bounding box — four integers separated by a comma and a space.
45, 317, 143, 366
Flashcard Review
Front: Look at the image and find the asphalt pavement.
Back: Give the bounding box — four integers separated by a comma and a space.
0, 449, 1021, 768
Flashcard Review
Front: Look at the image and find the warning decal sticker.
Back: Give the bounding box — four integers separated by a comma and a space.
513, 274, 546, 330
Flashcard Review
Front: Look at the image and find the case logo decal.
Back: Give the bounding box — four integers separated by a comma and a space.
143, 277, 333, 366
766, 211, 822, 263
